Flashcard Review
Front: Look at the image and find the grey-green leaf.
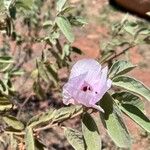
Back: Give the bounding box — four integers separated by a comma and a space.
99, 93, 131, 148
25, 127, 35, 150
0, 56, 13, 72
27, 105, 82, 128
27, 108, 55, 128
113, 92, 150, 132
82, 113, 101, 150
56, 16, 74, 43
53, 105, 83, 123
112, 76, 150, 102
37, 60, 58, 87
120, 104, 150, 133
56, 0, 67, 12
109, 60, 136, 79
0, 96, 12, 112
3, 115, 24, 131
112, 92, 144, 112
16, 0, 34, 10
64, 128, 85, 150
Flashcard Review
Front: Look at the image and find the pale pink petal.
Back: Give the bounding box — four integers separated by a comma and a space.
68, 73, 87, 89
91, 104, 104, 113
99, 66, 108, 88
76, 91, 94, 106
62, 58, 112, 113
90, 67, 112, 104
69, 59, 102, 82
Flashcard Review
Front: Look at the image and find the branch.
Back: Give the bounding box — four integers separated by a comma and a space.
105, 44, 135, 63
17, 93, 34, 119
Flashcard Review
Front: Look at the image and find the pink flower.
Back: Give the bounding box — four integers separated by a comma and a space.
62, 59, 112, 112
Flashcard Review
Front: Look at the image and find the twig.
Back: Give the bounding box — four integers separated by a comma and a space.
34, 123, 57, 132
105, 44, 135, 63
34, 108, 83, 132
17, 93, 33, 119
5, 131, 25, 135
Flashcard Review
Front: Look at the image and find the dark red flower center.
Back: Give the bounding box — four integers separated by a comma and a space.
82, 86, 91, 92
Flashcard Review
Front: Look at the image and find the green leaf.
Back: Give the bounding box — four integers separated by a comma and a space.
56, 0, 67, 12
124, 21, 138, 35
4, 0, 12, 9
27, 108, 55, 128
36, 60, 49, 83
112, 92, 144, 112
53, 105, 83, 123
9, 67, 24, 77
121, 104, 150, 133
109, 60, 136, 79
0, 96, 12, 112
0, 74, 14, 95
28, 106, 83, 128
25, 127, 35, 150
0, 56, 13, 72
74, 16, 88, 25
99, 93, 131, 148
16, 0, 34, 10
37, 60, 58, 86
3, 115, 24, 131
70, 16, 88, 26
64, 128, 85, 150
33, 81, 46, 100
60, 6, 75, 15
44, 62, 59, 87
61, 44, 70, 59
56, 16, 74, 43
82, 113, 101, 150
0, 1, 5, 11
113, 92, 150, 132
42, 20, 53, 28
112, 76, 150, 102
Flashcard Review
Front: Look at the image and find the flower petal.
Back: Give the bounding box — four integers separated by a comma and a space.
69, 59, 102, 84
91, 67, 112, 103
62, 58, 112, 113
91, 104, 104, 113
63, 73, 87, 105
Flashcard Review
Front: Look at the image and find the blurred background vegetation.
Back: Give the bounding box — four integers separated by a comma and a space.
0, 0, 149, 149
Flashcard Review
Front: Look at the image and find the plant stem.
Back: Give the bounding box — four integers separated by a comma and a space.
105, 44, 135, 63
16, 93, 33, 119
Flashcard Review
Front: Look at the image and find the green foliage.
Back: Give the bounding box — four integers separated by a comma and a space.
100, 15, 150, 63
0, 0, 149, 149
3, 115, 25, 131
0, 56, 14, 72
25, 127, 35, 150
82, 112, 101, 150
113, 92, 150, 132
112, 76, 150, 102
100, 93, 131, 148
56, 16, 75, 43
15, 0, 34, 10
27, 108, 55, 128
64, 127, 85, 150
27, 105, 83, 128
109, 60, 136, 79
0, 95, 13, 112
56, 0, 67, 13
36, 59, 58, 87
